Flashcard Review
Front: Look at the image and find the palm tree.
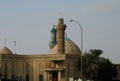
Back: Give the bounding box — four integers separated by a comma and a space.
82, 49, 103, 79
89, 49, 103, 57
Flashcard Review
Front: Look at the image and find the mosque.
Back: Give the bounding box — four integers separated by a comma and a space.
0, 18, 81, 81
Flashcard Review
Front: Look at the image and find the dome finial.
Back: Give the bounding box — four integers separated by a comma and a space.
4, 38, 7, 47
60, 12, 62, 18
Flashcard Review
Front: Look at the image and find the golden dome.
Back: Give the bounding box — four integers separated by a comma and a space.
0, 47, 13, 55
50, 37, 81, 55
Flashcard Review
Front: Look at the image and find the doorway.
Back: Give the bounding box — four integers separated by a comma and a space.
52, 71, 58, 81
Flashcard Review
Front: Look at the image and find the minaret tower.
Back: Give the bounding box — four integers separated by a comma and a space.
49, 25, 57, 49
56, 18, 66, 54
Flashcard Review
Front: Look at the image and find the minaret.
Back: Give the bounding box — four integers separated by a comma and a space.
49, 25, 57, 49
56, 18, 66, 54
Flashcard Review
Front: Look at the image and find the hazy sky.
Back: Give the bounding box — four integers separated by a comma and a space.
0, 0, 120, 64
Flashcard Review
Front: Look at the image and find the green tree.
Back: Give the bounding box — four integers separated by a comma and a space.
97, 58, 117, 81
80, 49, 117, 80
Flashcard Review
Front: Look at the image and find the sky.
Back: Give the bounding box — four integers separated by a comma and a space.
0, 0, 120, 64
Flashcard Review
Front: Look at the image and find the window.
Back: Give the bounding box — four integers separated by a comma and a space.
26, 74, 29, 81
39, 74, 43, 81
11, 74, 15, 79
19, 76, 22, 81
4, 73, 7, 79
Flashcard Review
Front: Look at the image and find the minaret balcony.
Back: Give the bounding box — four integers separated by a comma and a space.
49, 54, 65, 61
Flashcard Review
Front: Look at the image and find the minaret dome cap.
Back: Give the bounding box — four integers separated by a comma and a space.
51, 27, 57, 32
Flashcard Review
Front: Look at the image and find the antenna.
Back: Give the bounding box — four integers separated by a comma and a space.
14, 40, 16, 54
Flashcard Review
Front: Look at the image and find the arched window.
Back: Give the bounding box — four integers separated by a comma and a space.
39, 74, 43, 81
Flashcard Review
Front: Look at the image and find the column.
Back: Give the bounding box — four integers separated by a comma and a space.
58, 71, 61, 81
44, 72, 47, 81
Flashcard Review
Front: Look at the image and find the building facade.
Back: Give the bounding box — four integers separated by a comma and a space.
0, 18, 81, 81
